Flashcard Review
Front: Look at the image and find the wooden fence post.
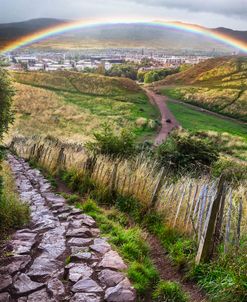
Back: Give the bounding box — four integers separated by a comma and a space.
110, 162, 118, 194
236, 197, 243, 248
195, 175, 225, 264
211, 186, 227, 254
224, 189, 233, 253
150, 167, 166, 208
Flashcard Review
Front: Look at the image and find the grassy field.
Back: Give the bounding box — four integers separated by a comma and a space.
7, 71, 159, 143
167, 101, 247, 160
156, 56, 247, 122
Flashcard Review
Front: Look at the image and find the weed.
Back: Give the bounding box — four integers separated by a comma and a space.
65, 256, 71, 265
152, 280, 188, 302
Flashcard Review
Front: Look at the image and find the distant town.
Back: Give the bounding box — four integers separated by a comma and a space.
0, 48, 213, 72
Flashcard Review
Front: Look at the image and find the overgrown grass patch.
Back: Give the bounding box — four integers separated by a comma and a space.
0, 161, 29, 238
189, 244, 247, 302
152, 280, 188, 302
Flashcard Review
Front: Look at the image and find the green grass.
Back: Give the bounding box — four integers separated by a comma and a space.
167, 100, 247, 160
152, 280, 188, 302
167, 101, 247, 140
189, 244, 247, 302
58, 90, 159, 140
0, 161, 29, 238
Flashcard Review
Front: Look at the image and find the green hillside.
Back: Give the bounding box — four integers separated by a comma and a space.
155, 56, 247, 122
8, 71, 158, 143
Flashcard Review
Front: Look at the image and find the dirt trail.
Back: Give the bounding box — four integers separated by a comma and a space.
145, 89, 180, 145
0, 155, 135, 302
147, 235, 208, 302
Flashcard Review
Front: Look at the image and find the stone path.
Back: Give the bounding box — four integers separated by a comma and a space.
0, 155, 136, 302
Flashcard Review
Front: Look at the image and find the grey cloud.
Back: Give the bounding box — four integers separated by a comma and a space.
129, 0, 247, 17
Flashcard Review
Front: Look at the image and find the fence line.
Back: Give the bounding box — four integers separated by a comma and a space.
9, 135, 247, 262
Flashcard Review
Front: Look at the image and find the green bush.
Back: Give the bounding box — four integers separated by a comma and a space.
60, 169, 95, 195
152, 281, 188, 302
157, 130, 219, 173
212, 158, 247, 182
86, 124, 136, 158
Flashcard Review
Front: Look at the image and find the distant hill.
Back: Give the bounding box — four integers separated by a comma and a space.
0, 18, 247, 52
154, 56, 247, 122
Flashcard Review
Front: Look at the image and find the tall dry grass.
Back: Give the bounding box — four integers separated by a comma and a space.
9, 135, 247, 251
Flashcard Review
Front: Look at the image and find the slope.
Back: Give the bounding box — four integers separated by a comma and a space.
155, 56, 247, 122
7, 71, 158, 143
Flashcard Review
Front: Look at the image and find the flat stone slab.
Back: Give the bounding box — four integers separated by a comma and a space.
98, 251, 127, 270
13, 273, 45, 295
68, 238, 93, 247
0, 274, 12, 291
1, 255, 31, 275
98, 269, 125, 288
66, 227, 93, 238
11, 239, 35, 255
71, 252, 98, 262
72, 278, 103, 293
90, 238, 111, 255
66, 263, 93, 283
105, 278, 136, 302
27, 288, 53, 302
47, 278, 65, 299
70, 293, 101, 302
28, 256, 62, 279
38, 227, 66, 258
0, 292, 10, 302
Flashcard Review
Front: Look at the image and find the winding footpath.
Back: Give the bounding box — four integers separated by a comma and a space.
0, 155, 135, 302
145, 89, 180, 145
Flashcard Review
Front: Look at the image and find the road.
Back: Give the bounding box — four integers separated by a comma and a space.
145, 89, 180, 145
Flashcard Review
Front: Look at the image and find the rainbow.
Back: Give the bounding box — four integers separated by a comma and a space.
1, 18, 247, 54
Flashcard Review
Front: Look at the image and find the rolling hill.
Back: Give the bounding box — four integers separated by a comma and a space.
154, 56, 247, 122
7, 71, 158, 143
0, 18, 247, 52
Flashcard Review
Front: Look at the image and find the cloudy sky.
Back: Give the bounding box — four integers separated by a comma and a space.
0, 0, 246, 29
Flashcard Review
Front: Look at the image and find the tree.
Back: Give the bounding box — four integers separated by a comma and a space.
106, 64, 137, 80
144, 71, 159, 83
0, 68, 14, 196
0, 68, 14, 140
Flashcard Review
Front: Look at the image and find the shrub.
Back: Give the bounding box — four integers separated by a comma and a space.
86, 124, 136, 158
212, 158, 247, 182
157, 130, 219, 173
152, 280, 188, 302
